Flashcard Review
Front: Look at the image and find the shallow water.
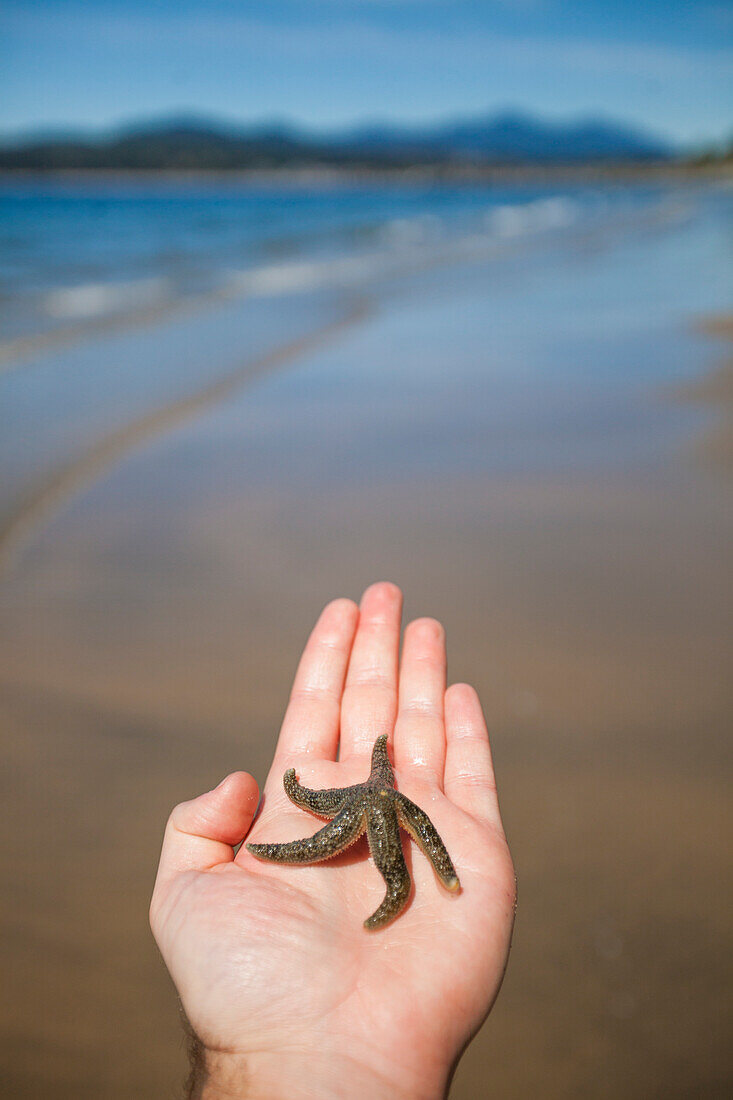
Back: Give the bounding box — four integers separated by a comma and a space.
0, 175, 700, 348
2, 181, 730, 546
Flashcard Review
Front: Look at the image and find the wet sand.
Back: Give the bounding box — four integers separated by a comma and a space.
1, 201, 732, 1097
677, 315, 733, 473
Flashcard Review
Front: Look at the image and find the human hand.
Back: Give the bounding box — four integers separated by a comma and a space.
150, 582, 516, 1099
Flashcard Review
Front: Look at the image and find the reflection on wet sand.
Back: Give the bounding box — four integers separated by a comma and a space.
677, 315, 733, 473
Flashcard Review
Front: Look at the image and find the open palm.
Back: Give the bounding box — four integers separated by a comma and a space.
150, 583, 516, 1100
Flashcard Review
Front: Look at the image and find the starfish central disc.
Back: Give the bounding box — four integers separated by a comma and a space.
246, 735, 460, 929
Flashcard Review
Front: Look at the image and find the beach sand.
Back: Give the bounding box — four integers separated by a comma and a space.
1, 203, 732, 1097
676, 315, 733, 473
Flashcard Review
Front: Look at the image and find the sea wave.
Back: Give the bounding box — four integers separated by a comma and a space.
225, 253, 385, 297
44, 277, 170, 320
486, 196, 578, 237
0, 186, 683, 366
223, 197, 581, 299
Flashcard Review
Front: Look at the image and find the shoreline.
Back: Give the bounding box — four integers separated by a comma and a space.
2, 161, 732, 188
0, 180, 704, 373
4, 197, 722, 576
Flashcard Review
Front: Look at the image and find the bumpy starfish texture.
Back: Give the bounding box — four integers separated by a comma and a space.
246, 734, 460, 929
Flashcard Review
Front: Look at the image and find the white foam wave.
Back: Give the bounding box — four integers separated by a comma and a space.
226, 199, 583, 300
486, 197, 577, 238
380, 214, 442, 247
44, 277, 170, 320
226, 253, 385, 297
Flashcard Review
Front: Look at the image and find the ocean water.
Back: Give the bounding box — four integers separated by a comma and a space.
1, 174, 730, 565
0, 175, 700, 352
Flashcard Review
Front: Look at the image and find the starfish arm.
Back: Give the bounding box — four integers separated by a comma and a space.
395, 792, 460, 892
246, 800, 365, 864
283, 769, 350, 819
364, 797, 411, 930
369, 733, 395, 788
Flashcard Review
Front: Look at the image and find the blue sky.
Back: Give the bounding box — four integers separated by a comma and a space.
1, 1, 731, 147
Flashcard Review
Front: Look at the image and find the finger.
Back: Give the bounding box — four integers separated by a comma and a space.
394, 617, 447, 784
340, 581, 402, 760
444, 683, 505, 833
151, 771, 259, 904
274, 597, 359, 764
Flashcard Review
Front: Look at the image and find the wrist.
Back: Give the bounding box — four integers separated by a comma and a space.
188, 1043, 451, 1100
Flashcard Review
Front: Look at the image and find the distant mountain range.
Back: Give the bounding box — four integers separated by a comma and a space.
0, 110, 673, 170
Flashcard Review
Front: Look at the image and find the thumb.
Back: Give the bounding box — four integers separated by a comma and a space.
151, 771, 259, 912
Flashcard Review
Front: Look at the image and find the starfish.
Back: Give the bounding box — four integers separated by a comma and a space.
246, 734, 460, 929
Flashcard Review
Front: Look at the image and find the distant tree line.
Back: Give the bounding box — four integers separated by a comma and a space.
0, 113, 683, 172
0, 130, 452, 171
